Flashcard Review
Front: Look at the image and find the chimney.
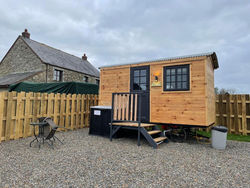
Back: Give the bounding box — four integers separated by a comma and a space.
82, 53, 87, 60
22, 29, 30, 39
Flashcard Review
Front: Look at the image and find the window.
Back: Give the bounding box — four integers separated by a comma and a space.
53, 69, 63, 81
83, 76, 88, 83
132, 69, 148, 91
96, 79, 99, 85
163, 64, 189, 91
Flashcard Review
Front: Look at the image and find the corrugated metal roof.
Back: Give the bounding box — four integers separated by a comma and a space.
99, 52, 219, 69
22, 37, 100, 78
0, 71, 42, 86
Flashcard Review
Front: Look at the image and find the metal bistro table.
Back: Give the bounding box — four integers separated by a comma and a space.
29, 122, 49, 148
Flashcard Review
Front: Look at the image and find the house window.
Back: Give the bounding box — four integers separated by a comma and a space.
53, 69, 63, 81
83, 76, 88, 83
96, 79, 99, 85
163, 64, 190, 91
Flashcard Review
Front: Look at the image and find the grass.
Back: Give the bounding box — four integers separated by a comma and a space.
197, 130, 250, 142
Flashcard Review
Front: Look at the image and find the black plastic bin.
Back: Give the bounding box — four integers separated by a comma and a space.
89, 106, 112, 137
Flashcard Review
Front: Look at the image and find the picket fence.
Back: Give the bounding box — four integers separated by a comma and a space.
0, 91, 98, 143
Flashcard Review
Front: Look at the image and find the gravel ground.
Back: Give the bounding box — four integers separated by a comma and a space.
0, 128, 249, 188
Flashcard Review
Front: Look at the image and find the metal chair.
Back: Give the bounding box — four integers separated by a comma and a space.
38, 117, 65, 148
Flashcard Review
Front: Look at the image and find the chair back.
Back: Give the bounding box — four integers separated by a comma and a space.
39, 117, 58, 140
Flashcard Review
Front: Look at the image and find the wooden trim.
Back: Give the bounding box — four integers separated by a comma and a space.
100, 57, 206, 70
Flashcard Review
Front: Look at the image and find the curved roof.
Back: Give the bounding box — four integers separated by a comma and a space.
100, 52, 219, 69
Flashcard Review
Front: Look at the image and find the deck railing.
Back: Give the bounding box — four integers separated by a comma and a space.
110, 92, 142, 145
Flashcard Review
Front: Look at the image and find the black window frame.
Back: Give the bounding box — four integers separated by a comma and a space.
96, 79, 99, 85
130, 66, 150, 92
53, 69, 63, 82
163, 64, 190, 91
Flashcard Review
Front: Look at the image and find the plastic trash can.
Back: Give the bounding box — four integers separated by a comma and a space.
211, 126, 228, 149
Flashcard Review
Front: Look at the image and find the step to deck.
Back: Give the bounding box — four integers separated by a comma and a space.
147, 130, 161, 135
111, 122, 156, 127
154, 137, 167, 143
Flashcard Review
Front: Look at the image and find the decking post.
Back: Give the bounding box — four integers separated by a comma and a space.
138, 93, 142, 146
110, 93, 114, 141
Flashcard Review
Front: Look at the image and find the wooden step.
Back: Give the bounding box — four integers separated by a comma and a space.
111, 122, 156, 127
147, 130, 161, 135
154, 137, 167, 143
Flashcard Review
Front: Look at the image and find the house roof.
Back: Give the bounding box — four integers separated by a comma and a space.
21, 36, 100, 78
99, 52, 219, 69
0, 71, 42, 87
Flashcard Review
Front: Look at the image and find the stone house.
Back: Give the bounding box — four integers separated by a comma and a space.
0, 29, 99, 90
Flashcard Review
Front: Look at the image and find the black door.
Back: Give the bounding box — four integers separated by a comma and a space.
130, 66, 150, 122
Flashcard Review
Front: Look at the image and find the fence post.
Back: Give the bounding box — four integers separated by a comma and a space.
218, 95, 223, 125
76, 94, 81, 129
65, 94, 71, 130
53, 93, 60, 127
241, 95, 247, 135
226, 94, 231, 134
0, 92, 5, 143
233, 95, 239, 134
81, 94, 85, 128
5, 92, 13, 140
23, 92, 31, 138
71, 94, 76, 130
15, 92, 24, 139
85, 95, 90, 127
60, 93, 66, 129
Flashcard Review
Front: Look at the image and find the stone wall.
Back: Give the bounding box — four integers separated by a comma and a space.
0, 37, 47, 83
47, 65, 99, 84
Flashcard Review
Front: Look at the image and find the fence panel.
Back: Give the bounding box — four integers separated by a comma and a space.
216, 94, 250, 135
0, 91, 98, 142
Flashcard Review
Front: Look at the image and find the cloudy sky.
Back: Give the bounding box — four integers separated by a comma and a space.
0, 0, 249, 93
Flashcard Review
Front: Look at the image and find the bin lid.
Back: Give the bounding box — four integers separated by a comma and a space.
90, 106, 112, 109
211, 126, 228, 133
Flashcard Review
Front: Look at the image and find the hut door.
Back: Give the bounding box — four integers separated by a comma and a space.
130, 66, 150, 122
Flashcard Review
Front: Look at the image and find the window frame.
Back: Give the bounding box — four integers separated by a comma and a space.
53, 69, 63, 82
163, 64, 190, 91
96, 79, 99, 85
130, 66, 150, 92
83, 76, 89, 83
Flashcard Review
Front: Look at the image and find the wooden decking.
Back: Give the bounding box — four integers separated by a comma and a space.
111, 122, 156, 127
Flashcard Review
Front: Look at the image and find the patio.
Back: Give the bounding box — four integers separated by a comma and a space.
0, 128, 249, 187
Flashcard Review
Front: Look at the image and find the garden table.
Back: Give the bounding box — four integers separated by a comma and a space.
29, 122, 49, 148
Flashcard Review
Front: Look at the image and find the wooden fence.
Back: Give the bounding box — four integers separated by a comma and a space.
216, 94, 250, 135
0, 91, 98, 143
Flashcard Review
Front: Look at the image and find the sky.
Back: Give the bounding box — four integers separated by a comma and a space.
0, 0, 250, 93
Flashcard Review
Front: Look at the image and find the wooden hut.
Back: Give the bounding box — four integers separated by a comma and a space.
99, 52, 218, 127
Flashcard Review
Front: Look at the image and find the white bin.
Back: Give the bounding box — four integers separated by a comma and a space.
211, 126, 228, 149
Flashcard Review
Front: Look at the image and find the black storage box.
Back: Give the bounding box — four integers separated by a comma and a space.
89, 106, 112, 137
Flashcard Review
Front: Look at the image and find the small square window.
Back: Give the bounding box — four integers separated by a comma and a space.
140, 76, 146, 83
134, 70, 139, 77
171, 69, 176, 75
140, 70, 146, 76
140, 84, 146, 91
171, 75, 175, 82
166, 69, 171, 75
